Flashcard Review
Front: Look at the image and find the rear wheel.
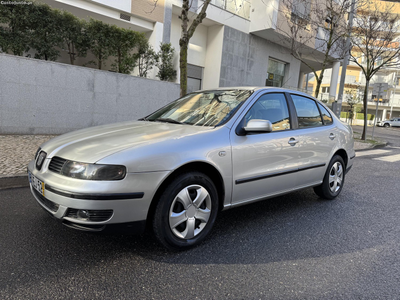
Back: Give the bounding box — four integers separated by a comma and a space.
153, 172, 218, 250
314, 155, 345, 200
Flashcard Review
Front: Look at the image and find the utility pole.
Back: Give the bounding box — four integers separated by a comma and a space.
336, 0, 356, 117
371, 84, 382, 139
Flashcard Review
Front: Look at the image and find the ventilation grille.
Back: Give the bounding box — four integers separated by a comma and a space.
66, 209, 114, 222
33, 189, 59, 212
48, 157, 67, 174
120, 13, 131, 21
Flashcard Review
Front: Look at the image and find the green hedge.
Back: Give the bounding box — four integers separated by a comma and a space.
356, 113, 374, 120
341, 112, 375, 120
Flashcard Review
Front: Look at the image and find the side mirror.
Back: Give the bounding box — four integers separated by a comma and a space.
243, 119, 273, 133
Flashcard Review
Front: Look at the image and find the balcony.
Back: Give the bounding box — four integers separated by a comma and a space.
211, 0, 251, 19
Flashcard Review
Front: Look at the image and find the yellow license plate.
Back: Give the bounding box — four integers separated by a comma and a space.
28, 171, 45, 197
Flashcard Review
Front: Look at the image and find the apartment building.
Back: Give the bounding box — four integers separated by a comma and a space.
42, 0, 341, 94
307, 0, 400, 121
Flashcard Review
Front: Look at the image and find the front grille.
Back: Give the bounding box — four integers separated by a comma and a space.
32, 189, 59, 212
48, 157, 67, 174
65, 208, 113, 222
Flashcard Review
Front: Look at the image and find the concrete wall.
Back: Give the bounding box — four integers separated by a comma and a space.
219, 26, 301, 88
0, 54, 180, 135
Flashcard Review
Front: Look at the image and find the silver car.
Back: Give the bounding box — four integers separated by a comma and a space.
28, 87, 355, 250
377, 118, 400, 127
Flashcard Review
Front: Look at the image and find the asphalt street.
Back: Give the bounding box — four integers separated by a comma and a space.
1, 130, 400, 299
352, 125, 400, 147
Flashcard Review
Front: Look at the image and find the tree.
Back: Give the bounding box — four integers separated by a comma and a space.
179, 0, 212, 96
109, 26, 143, 74
135, 37, 158, 78
350, 0, 400, 140
0, 1, 33, 56
59, 11, 90, 65
29, 3, 63, 61
86, 19, 113, 70
278, 0, 355, 98
156, 43, 177, 81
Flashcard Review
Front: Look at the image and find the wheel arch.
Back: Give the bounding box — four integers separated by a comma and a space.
146, 161, 225, 228
333, 148, 348, 167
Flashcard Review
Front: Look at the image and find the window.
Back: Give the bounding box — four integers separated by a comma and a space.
266, 59, 287, 87
245, 93, 290, 132
187, 64, 203, 93
321, 87, 330, 93
291, 95, 323, 128
318, 103, 333, 125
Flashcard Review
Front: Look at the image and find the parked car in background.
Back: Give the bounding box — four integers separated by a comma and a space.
28, 87, 355, 250
377, 118, 400, 127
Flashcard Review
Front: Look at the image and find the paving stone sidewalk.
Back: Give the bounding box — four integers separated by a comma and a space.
0, 134, 379, 179
0, 135, 56, 176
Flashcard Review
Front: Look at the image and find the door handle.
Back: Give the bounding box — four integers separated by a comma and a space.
329, 133, 336, 140
288, 137, 299, 146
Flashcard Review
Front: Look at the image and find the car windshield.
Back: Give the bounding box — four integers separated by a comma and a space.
144, 90, 253, 127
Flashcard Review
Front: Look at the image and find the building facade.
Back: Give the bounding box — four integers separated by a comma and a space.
306, 0, 400, 121
42, 0, 340, 94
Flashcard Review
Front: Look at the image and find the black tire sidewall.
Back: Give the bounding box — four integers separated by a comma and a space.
322, 155, 345, 199
153, 172, 219, 250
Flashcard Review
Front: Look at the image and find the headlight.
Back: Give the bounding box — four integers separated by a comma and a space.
61, 161, 126, 180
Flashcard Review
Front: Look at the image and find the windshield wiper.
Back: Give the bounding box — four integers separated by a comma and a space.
154, 118, 185, 125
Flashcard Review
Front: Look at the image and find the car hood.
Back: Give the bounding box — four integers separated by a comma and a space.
41, 121, 213, 163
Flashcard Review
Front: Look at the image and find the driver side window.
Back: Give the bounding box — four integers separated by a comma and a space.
245, 93, 291, 131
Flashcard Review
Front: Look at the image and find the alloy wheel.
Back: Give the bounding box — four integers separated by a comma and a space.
329, 162, 343, 193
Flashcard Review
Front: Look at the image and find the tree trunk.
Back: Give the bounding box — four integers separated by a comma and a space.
361, 80, 369, 140
98, 52, 102, 70
118, 48, 122, 73
314, 77, 322, 98
68, 43, 74, 65
179, 41, 188, 97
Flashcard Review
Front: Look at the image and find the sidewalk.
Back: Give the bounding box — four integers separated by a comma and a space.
0, 133, 386, 189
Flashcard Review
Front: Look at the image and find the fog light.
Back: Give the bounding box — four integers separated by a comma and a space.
77, 210, 90, 220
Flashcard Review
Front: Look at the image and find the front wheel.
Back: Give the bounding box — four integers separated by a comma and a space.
153, 172, 219, 250
314, 155, 345, 200
384, 123, 390, 128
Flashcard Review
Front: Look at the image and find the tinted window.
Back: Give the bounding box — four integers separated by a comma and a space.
291, 95, 323, 128
245, 93, 290, 131
318, 103, 333, 125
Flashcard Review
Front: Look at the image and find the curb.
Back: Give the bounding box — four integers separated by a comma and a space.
0, 174, 29, 190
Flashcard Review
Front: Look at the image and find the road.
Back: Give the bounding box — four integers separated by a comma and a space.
1, 139, 400, 299
352, 125, 400, 147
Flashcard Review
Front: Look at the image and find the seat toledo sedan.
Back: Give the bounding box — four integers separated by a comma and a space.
28, 87, 355, 250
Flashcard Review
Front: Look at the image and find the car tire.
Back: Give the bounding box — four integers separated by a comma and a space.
153, 171, 219, 250
314, 155, 345, 200
384, 123, 390, 128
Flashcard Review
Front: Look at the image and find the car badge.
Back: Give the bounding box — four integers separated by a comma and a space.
36, 151, 47, 170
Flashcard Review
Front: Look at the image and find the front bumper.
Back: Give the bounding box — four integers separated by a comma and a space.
28, 160, 170, 233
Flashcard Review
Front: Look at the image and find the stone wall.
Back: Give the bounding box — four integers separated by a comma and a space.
0, 54, 180, 134
219, 26, 301, 89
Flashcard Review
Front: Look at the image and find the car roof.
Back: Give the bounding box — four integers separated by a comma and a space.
197, 87, 315, 99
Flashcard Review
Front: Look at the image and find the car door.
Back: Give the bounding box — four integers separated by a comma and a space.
230, 92, 300, 206
394, 118, 400, 127
289, 94, 337, 187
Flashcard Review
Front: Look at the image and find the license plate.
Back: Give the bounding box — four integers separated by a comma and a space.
28, 171, 45, 197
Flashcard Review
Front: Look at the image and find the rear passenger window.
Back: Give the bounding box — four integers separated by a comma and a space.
291, 95, 323, 128
318, 103, 333, 125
